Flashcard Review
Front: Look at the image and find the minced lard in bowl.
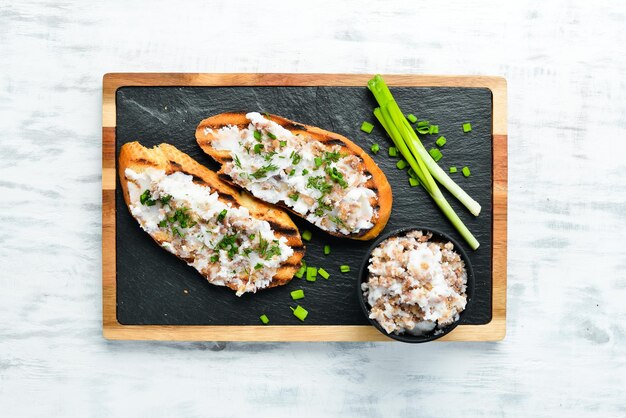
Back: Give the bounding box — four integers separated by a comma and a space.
361, 229, 469, 336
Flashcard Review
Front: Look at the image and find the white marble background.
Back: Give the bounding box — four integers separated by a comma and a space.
1, 0, 625, 416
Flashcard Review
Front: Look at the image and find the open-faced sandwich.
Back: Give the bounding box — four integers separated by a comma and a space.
118, 141, 304, 296
195, 112, 392, 240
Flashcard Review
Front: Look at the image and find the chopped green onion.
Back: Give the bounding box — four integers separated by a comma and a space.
254, 143, 264, 154
259, 314, 269, 324
429, 125, 439, 134
302, 230, 312, 241
388, 146, 398, 157
250, 163, 279, 180
328, 166, 348, 187
294, 261, 307, 279
279, 140, 287, 147
216, 209, 227, 222
160, 194, 172, 205
370, 143, 380, 154
407, 168, 417, 179
449, 166, 458, 173
291, 289, 305, 300
463, 123, 472, 133
302, 169, 309, 175
416, 126, 430, 134
267, 132, 277, 139
323, 244, 330, 255
210, 254, 219, 263
253, 130, 262, 141
406, 114, 417, 123
291, 305, 308, 321
360, 121, 374, 133
306, 267, 317, 282
309, 173, 337, 193
158, 220, 168, 228
318, 268, 330, 279
139, 190, 154, 206
314, 157, 323, 167
429, 148, 443, 162
340, 265, 350, 273
462, 166, 471, 177
396, 160, 407, 170
417, 120, 429, 127
409, 178, 419, 187
436, 136, 447, 147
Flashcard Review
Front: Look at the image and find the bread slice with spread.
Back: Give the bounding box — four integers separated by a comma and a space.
118, 141, 304, 296
195, 112, 392, 240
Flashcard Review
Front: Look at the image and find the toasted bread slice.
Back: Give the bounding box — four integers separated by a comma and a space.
118, 141, 304, 295
195, 112, 392, 240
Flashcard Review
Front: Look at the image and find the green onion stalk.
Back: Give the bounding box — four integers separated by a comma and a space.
368, 75, 481, 250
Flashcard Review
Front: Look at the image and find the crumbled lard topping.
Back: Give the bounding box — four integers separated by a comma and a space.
125, 167, 293, 296
206, 112, 377, 235
361, 230, 468, 335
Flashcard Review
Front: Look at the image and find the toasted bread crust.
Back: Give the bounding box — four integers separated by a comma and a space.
118, 141, 304, 291
195, 112, 392, 241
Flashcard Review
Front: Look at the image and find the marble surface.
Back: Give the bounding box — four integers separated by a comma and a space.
1, 1, 625, 416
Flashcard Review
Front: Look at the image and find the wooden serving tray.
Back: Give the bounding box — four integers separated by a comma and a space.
102, 73, 507, 341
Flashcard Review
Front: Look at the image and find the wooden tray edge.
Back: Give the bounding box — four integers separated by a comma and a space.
102, 73, 507, 342
102, 321, 506, 342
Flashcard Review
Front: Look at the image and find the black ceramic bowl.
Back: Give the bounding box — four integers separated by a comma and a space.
357, 227, 475, 343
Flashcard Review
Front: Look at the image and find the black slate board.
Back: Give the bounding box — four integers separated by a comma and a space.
115, 86, 493, 326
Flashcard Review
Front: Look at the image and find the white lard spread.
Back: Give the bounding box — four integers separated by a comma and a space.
125, 167, 293, 296
206, 112, 377, 235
